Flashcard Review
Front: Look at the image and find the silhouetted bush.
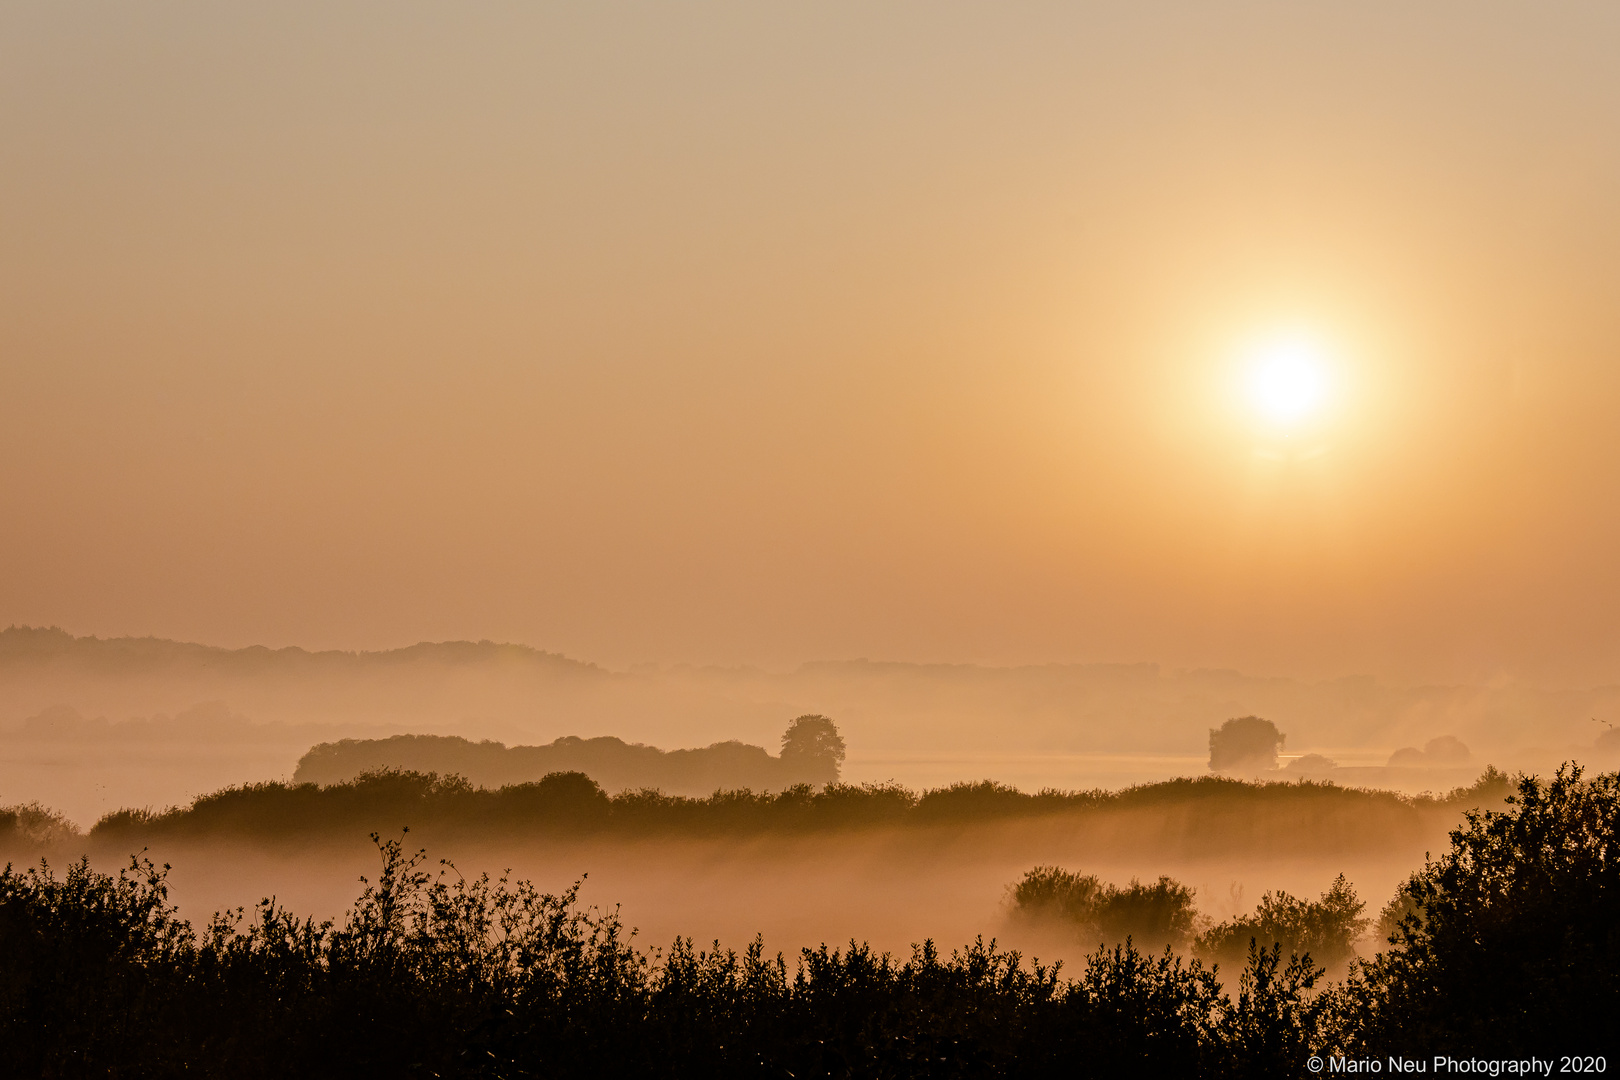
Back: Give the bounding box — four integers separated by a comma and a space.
0, 854, 197, 1074
1010, 867, 1202, 952
0, 857, 1340, 1079
0, 831, 1346, 1078
1336, 764, 1620, 1056
1194, 876, 1367, 973
915, 780, 1049, 821
0, 801, 82, 853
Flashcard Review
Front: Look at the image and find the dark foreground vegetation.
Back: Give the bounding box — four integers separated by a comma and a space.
1, 765, 1614, 1077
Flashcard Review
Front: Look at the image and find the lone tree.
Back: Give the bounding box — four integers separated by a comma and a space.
779, 714, 846, 785
1208, 715, 1284, 774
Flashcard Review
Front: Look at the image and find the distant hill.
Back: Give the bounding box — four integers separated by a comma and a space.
0, 625, 627, 746
0, 625, 603, 680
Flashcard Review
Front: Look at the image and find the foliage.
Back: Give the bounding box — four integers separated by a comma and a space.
1336, 763, 1620, 1055
1207, 716, 1284, 773
84, 768, 1503, 850
780, 714, 847, 767
1194, 875, 1367, 972
3, 835, 1324, 1079
3, 764, 1615, 1075
297, 715, 846, 792
1010, 867, 1203, 952
1439, 763, 1513, 806
1212, 943, 1331, 1077
0, 801, 82, 852
0, 854, 197, 1073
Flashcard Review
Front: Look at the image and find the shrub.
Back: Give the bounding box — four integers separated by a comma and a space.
0, 836, 1331, 1077
1340, 764, 1620, 1056
915, 780, 1037, 822
0, 801, 81, 851
1195, 875, 1367, 972
0, 854, 196, 1073
1010, 867, 1202, 952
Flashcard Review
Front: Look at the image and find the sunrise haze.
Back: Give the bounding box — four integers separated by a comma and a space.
4, 0, 1620, 688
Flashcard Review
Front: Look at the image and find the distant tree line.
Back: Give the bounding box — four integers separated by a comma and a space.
1207, 716, 1481, 777
293, 715, 848, 794
74, 767, 1515, 852
1, 765, 1613, 1076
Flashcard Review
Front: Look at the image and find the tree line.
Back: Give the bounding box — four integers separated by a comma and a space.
293, 715, 850, 794
69, 767, 1514, 851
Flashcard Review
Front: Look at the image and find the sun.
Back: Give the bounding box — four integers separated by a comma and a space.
1242, 333, 1333, 428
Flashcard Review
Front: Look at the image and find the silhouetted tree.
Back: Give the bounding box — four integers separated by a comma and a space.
1208, 716, 1284, 774
779, 714, 846, 785
1339, 764, 1619, 1055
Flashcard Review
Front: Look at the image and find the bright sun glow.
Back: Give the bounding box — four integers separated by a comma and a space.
1243, 335, 1332, 427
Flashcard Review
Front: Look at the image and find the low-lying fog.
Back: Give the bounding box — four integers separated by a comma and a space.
2, 626, 1607, 976
86, 819, 1442, 976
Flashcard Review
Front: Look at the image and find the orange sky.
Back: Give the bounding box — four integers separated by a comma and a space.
3, 1, 1618, 686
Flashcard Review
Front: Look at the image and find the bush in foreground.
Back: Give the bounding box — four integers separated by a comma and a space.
0, 834, 1340, 1078
1335, 764, 1619, 1056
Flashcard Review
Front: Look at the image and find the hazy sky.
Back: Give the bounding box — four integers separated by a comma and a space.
3, 1, 1618, 686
